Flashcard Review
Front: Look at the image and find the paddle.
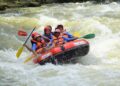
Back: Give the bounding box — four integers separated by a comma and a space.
73, 32, 95, 39
24, 33, 95, 63
81, 33, 95, 39
24, 55, 34, 63
18, 30, 27, 36
16, 27, 36, 58
24, 46, 50, 63
24, 48, 47, 64
73, 32, 80, 37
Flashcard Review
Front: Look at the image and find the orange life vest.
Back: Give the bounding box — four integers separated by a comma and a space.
62, 32, 68, 38
53, 36, 65, 46
31, 39, 46, 51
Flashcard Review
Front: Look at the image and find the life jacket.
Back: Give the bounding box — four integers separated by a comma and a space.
31, 39, 46, 51
44, 33, 53, 40
62, 31, 74, 39
43, 33, 53, 46
53, 36, 65, 46
62, 32, 68, 38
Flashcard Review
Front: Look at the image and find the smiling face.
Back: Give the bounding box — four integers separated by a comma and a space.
45, 29, 51, 34
56, 25, 64, 32
54, 32, 60, 37
35, 35, 42, 42
54, 29, 61, 37
58, 27, 63, 32
44, 26, 51, 35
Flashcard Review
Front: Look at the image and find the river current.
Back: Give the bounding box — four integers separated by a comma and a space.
0, 2, 120, 86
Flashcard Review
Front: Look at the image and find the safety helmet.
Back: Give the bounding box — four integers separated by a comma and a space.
32, 32, 40, 38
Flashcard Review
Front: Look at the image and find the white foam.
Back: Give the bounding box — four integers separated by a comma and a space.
0, 2, 120, 86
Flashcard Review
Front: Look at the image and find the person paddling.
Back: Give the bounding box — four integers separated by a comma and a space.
24, 32, 49, 56
43, 25, 54, 46
53, 29, 66, 47
56, 25, 78, 42
56, 24, 74, 39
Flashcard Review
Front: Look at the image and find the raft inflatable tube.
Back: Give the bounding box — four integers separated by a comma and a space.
33, 39, 89, 65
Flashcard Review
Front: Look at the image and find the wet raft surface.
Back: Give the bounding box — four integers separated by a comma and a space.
39, 44, 89, 65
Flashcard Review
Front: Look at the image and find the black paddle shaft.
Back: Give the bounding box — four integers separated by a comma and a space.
23, 27, 36, 45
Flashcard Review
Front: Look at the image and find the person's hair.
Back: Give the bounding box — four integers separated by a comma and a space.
44, 25, 52, 35
56, 24, 63, 29
55, 27, 57, 30
47, 25, 52, 30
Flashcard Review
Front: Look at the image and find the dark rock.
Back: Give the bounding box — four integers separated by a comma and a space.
15, 1, 40, 7
25, 2, 41, 7
0, 0, 115, 11
0, 3, 10, 11
0, 5, 6, 11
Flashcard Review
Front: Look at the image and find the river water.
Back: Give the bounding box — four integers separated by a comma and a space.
0, 2, 120, 86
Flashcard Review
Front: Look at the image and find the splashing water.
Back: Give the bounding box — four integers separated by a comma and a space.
0, 2, 120, 86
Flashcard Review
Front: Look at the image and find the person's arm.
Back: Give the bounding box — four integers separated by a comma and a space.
47, 39, 53, 46
24, 44, 32, 52
24, 44, 38, 57
45, 39, 54, 50
41, 35, 50, 42
32, 43, 37, 51
62, 37, 77, 42
65, 32, 74, 38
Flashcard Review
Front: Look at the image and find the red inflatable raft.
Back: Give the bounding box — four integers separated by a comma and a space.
33, 39, 89, 65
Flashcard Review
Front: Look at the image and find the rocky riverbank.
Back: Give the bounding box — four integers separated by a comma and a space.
0, 1, 41, 11
0, 0, 117, 11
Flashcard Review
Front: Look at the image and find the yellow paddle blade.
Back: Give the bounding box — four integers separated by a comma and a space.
24, 54, 35, 63
24, 56, 32, 63
16, 46, 24, 58
73, 32, 80, 37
